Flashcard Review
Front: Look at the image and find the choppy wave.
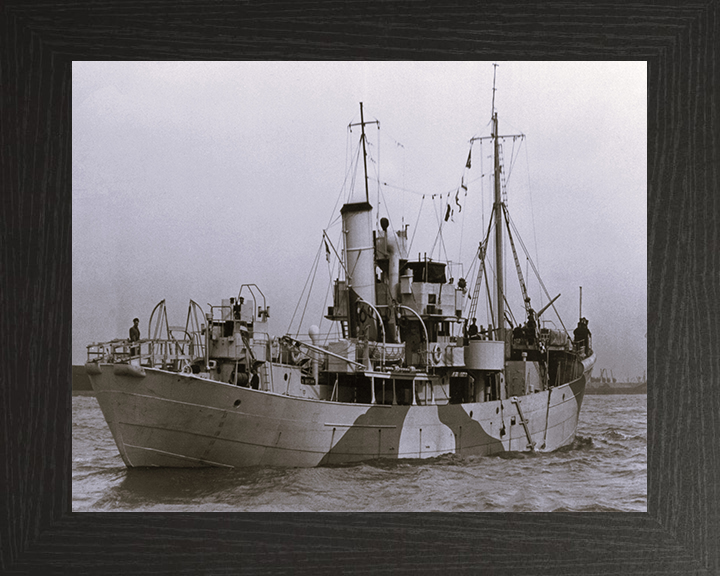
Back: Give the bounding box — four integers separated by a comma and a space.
556, 435, 595, 452
73, 394, 647, 512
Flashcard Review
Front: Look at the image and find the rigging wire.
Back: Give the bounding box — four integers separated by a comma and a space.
361, 131, 379, 223
380, 174, 484, 200
321, 252, 338, 344
372, 127, 408, 232
458, 185, 467, 265
347, 144, 362, 204
376, 119, 382, 228
379, 186, 403, 256
429, 194, 450, 263
379, 181, 424, 196
366, 121, 410, 241
297, 243, 323, 338
287, 239, 324, 337
484, 258, 495, 328
301, 125, 363, 345
375, 121, 380, 229
480, 138, 485, 236
407, 194, 426, 256
524, 139, 542, 308
453, 140, 474, 267
464, 208, 495, 319
326, 134, 363, 231
428, 144, 484, 266
365, 128, 385, 227
506, 212, 569, 335
503, 293, 517, 328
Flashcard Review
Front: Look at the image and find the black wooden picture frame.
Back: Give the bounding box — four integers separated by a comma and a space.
1, 2, 717, 574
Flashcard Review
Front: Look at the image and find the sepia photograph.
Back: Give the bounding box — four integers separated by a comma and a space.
72, 61, 647, 512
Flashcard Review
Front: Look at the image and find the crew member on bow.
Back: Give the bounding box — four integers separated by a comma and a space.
129, 317, 140, 357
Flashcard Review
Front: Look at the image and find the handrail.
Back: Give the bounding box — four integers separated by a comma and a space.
397, 305, 430, 367
87, 337, 196, 369
354, 297, 386, 366
239, 284, 270, 322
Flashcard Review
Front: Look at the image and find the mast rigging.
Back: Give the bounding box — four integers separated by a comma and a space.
348, 102, 379, 203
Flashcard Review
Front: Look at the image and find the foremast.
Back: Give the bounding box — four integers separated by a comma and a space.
481, 63, 525, 342
492, 107, 504, 341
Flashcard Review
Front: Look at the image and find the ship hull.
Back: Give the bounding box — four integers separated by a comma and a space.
87, 359, 592, 468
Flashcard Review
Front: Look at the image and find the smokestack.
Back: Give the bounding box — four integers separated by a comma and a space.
341, 202, 376, 339
341, 202, 375, 306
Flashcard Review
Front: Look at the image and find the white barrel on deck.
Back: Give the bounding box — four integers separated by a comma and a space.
464, 340, 505, 371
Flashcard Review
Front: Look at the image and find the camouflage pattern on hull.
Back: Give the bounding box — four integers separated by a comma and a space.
88, 361, 590, 468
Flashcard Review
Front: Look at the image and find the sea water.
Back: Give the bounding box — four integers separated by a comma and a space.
72, 394, 646, 512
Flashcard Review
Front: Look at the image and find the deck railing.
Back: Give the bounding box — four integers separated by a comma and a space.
86, 337, 200, 370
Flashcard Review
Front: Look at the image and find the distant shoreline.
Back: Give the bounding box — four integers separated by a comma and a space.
586, 381, 647, 395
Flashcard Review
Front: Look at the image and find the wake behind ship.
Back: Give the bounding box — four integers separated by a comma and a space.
86, 76, 596, 468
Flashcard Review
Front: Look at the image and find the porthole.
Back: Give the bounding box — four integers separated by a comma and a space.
284, 373, 289, 381
469, 411, 473, 418
234, 399, 241, 407
562, 394, 566, 400
496, 407, 499, 414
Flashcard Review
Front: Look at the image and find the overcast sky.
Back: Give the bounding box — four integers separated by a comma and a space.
72, 61, 646, 380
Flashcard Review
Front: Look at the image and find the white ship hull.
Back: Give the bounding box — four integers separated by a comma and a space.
88, 357, 593, 468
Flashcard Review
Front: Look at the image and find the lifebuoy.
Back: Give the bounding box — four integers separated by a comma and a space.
181, 362, 193, 374
358, 308, 367, 324
432, 344, 443, 364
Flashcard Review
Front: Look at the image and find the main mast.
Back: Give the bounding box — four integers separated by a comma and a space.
360, 102, 370, 203
492, 65, 505, 340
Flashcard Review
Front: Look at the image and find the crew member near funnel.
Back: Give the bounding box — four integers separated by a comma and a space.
573, 317, 591, 354
129, 317, 140, 357
233, 297, 244, 320
524, 309, 537, 345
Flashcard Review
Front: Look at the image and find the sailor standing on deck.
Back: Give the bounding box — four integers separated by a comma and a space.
525, 309, 537, 345
129, 317, 140, 357
468, 318, 479, 338
573, 317, 591, 355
